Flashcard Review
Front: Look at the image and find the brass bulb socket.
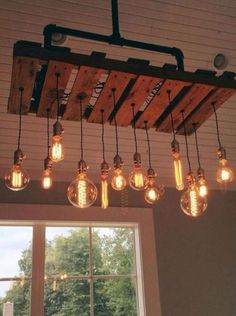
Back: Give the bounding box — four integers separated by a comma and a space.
78, 159, 88, 173
44, 157, 53, 170
14, 148, 25, 164
113, 154, 124, 169
133, 152, 142, 165
217, 146, 226, 160
171, 139, 180, 154
53, 120, 64, 136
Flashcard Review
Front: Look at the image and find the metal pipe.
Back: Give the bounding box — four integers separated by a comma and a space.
43, 1, 184, 70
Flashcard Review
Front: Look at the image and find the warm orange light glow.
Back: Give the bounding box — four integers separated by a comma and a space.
173, 157, 184, 191
50, 135, 64, 162
41, 169, 53, 189
111, 168, 127, 191
5, 164, 29, 191
101, 178, 109, 209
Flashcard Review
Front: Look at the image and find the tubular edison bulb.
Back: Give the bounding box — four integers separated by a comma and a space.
197, 168, 208, 198
50, 121, 64, 162
67, 160, 97, 208
180, 174, 207, 217
111, 154, 127, 191
129, 153, 148, 191
101, 161, 110, 209
5, 149, 29, 191
41, 169, 52, 189
172, 140, 184, 191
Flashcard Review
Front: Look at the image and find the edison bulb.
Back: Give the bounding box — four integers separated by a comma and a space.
173, 157, 184, 191
41, 169, 53, 189
50, 135, 64, 162
180, 183, 207, 217
101, 178, 109, 209
5, 164, 29, 191
198, 178, 208, 197
216, 159, 234, 185
67, 172, 97, 208
111, 168, 127, 191
145, 186, 160, 204
129, 166, 148, 191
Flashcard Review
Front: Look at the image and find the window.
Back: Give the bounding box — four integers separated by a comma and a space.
0, 205, 161, 316
0, 226, 33, 316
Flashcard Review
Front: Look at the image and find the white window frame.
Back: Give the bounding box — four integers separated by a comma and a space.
0, 204, 162, 316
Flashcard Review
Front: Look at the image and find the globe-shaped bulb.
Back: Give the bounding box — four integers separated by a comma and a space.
5, 164, 30, 191
180, 184, 207, 217
50, 135, 64, 162
41, 169, 53, 189
129, 166, 148, 191
145, 187, 160, 204
216, 159, 234, 185
67, 172, 97, 208
111, 168, 127, 191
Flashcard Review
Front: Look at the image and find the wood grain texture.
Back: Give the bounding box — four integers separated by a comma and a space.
87, 71, 136, 123
8, 56, 39, 114
113, 75, 162, 127
136, 79, 190, 129
177, 87, 236, 135
157, 83, 215, 132
63, 66, 108, 121
37, 61, 73, 118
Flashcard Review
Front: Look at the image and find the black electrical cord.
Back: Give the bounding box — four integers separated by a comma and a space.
17, 87, 24, 150
131, 103, 138, 153
167, 90, 175, 141
181, 111, 192, 173
112, 88, 119, 155
101, 109, 105, 161
56, 72, 60, 121
212, 101, 222, 148
144, 121, 152, 169
46, 108, 50, 157
79, 96, 84, 160
193, 123, 201, 169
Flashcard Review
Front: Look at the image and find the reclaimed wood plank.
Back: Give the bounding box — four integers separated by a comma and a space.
113, 75, 162, 127
8, 56, 39, 114
136, 79, 190, 129
87, 71, 136, 123
37, 60, 73, 118
177, 87, 236, 135
63, 66, 108, 121
156, 83, 215, 133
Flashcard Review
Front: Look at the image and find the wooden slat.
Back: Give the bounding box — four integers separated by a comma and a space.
63, 66, 108, 121
113, 75, 162, 127
136, 79, 190, 129
8, 56, 39, 114
87, 71, 136, 123
177, 87, 236, 135
37, 61, 73, 118
156, 83, 215, 133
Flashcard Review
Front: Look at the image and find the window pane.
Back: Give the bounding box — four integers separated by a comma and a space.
94, 278, 138, 316
44, 280, 90, 316
44, 227, 90, 315
92, 228, 136, 275
0, 226, 32, 316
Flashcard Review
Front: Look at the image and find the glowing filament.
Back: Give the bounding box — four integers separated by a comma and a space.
190, 189, 198, 216
12, 169, 22, 188
51, 135, 64, 162
173, 158, 184, 191
221, 169, 230, 181
77, 178, 87, 208
101, 178, 109, 209
134, 172, 144, 188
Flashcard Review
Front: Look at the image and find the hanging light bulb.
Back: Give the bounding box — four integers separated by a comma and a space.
216, 147, 234, 185
144, 122, 164, 204
167, 90, 184, 191
5, 88, 29, 191
180, 173, 207, 217
67, 96, 97, 208
101, 160, 110, 209
180, 111, 207, 217
212, 102, 234, 187
111, 88, 127, 191
129, 104, 148, 191
100, 109, 110, 209
67, 160, 97, 208
192, 123, 208, 198
50, 72, 65, 162
41, 109, 53, 189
